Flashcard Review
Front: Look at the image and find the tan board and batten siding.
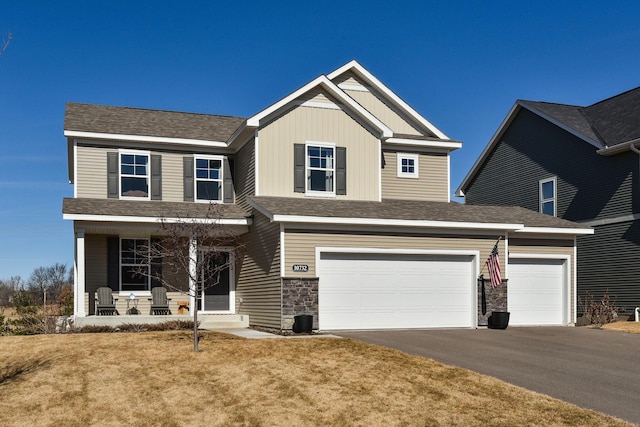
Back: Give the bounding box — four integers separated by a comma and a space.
283, 232, 507, 278
332, 72, 425, 136
381, 151, 449, 201
237, 211, 282, 329
257, 103, 380, 201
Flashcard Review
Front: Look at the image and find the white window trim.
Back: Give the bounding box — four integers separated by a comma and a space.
305, 141, 336, 197
194, 154, 224, 203
539, 177, 557, 217
397, 153, 419, 178
119, 149, 151, 201
119, 237, 151, 294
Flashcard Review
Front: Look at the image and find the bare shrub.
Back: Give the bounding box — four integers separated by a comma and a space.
579, 290, 619, 329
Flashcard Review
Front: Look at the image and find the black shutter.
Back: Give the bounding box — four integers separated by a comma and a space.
223, 157, 234, 203
107, 236, 120, 292
107, 152, 119, 198
294, 144, 305, 193
183, 157, 194, 202
150, 154, 162, 200
336, 146, 346, 195
150, 237, 162, 290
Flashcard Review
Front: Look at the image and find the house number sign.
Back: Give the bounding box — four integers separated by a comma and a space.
292, 264, 309, 272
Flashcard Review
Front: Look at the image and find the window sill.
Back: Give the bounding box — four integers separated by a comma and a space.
304, 191, 336, 198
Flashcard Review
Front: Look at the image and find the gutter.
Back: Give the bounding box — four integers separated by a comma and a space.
596, 137, 640, 156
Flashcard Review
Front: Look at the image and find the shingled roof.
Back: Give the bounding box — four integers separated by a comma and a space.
520, 86, 640, 149
63, 198, 250, 220
64, 102, 246, 142
248, 196, 591, 231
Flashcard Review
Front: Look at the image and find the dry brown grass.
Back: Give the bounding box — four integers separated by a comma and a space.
602, 320, 640, 334
0, 331, 632, 427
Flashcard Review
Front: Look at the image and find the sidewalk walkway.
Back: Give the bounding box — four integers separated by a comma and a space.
216, 328, 341, 339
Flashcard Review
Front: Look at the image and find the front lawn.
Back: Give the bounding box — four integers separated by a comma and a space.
0, 331, 632, 426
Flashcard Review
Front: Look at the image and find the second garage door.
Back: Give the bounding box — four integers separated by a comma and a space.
508, 258, 566, 326
318, 252, 475, 330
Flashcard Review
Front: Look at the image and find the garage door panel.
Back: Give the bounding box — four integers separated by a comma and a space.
509, 259, 565, 326
319, 252, 474, 330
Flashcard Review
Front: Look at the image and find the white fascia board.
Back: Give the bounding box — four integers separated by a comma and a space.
327, 60, 449, 140
62, 213, 251, 226
273, 214, 522, 230
385, 137, 462, 151
246, 75, 392, 138
455, 103, 520, 198
63, 130, 228, 148
512, 226, 594, 236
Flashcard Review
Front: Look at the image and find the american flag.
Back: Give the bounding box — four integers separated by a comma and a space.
486, 241, 502, 288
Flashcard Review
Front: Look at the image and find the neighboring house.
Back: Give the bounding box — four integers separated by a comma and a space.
63, 60, 592, 330
456, 86, 640, 315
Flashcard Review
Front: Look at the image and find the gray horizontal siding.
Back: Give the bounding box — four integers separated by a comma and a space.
577, 220, 640, 314
465, 108, 638, 223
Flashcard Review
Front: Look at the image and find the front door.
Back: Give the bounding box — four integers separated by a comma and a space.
198, 250, 234, 313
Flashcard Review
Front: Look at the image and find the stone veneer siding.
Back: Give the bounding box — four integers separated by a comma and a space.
282, 277, 319, 330
477, 278, 508, 326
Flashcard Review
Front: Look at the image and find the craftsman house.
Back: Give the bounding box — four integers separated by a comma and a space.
456, 86, 640, 315
63, 60, 592, 330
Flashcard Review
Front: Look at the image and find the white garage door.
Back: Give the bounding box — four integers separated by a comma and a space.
318, 252, 475, 330
508, 258, 566, 326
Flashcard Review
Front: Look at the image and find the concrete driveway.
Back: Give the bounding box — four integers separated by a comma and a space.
338, 327, 640, 425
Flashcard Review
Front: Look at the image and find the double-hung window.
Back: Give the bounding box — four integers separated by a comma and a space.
306, 143, 335, 194
120, 151, 150, 199
539, 177, 557, 216
397, 153, 419, 178
120, 238, 150, 291
195, 156, 223, 202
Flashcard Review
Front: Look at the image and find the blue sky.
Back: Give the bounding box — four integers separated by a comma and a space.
1, 1, 640, 280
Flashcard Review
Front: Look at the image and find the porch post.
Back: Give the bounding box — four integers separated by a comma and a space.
74, 229, 86, 317
188, 236, 197, 319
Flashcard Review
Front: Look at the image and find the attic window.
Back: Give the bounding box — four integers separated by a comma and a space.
397, 153, 419, 178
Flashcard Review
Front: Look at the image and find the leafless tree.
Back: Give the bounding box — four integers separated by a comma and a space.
27, 263, 72, 304
0, 276, 23, 306
134, 203, 244, 351
0, 31, 12, 57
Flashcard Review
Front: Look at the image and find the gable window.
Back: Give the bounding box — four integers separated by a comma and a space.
120, 151, 149, 199
397, 153, 419, 178
307, 143, 335, 194
539, 177, 557, 216
195, 156, 223, 201
120, 238, 150, 292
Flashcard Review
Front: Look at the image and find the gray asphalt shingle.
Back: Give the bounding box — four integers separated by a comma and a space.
249, 196, 589, 229
64, 102, 246, 142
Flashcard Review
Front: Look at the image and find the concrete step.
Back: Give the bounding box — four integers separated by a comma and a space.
198, 314, 249, 330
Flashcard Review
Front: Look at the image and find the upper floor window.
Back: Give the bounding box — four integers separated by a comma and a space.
120, 238, 149, 292
397, 153, 419, 178
120, 151, 149, 199
539, 177, 556, 216
307, 143, 335, 194
195, 156, 223, 202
